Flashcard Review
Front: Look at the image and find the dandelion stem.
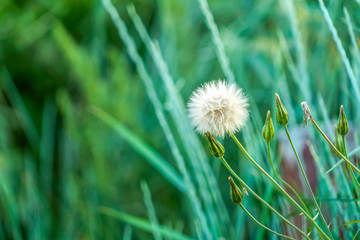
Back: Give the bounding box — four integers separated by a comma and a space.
266, 142, 310, 214
218, 156, 310, 239
342, 136, 360, 190
238, 203, 295, 239
284, 127, 333, 239
230, 133, 330, 240
341, 136, 360, 204
310, 117, 360, 175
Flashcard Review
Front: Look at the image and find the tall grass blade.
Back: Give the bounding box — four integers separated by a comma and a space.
101, 0, 212, 237
1, 68, 39, 150
196, 0, 235, 83
90, 106, 185, 192
317, 0, 360, 103
140, 181, 162, 240
99, 206, 192, 240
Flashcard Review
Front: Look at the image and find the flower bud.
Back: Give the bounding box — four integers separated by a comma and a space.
263, 110, 275, 142
334, 127, 346, 155
205, 132, 225, 158
228, 176, 243, 204
275, 93, 289, 126
337, 105, 349, 137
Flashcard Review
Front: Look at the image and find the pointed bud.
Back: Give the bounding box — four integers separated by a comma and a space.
334, 127, 346, 155
228, 176, 243, 204
337, 105, 349, 136
263, 110, 275, 142
205, 132, 225, 158
275, 93, 289, 126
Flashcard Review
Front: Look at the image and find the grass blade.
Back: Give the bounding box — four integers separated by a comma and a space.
99, 206, 192, 240
90, 106, 185, 193
318, 0, 360, 103
141, 181, 162, 240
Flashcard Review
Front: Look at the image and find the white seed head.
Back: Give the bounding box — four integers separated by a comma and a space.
188, 80, 249, 138
301, 102, 311, 125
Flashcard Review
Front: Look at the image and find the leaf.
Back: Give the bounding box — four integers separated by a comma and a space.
90, 106, 185, 193
99, 206, 192, 240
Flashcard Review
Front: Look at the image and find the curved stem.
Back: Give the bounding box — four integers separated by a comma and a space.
230, 133, 330, 240
310, 117, 360, 175
266, 142, 310, 214
219, 156, 310, 239
284, 127, 333, 239
238, 203, 295, 240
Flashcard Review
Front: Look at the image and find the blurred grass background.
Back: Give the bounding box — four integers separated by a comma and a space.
1, 0, 360, 239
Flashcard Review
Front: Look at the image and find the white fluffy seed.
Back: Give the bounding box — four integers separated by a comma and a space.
188, 80, 249, 138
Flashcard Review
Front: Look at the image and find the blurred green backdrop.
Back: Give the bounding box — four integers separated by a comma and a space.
1, 0, 360, 239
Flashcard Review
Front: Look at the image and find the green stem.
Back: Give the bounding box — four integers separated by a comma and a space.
219, 156, 310, 239
266, 142, 310, 214
342, 136, 360, 193
325, 146, 360, 174
238, 203, 295, 239
353, 228, 360, 240
230, 134, 330, 240
284, 127, 333, 239
310, 117, 360, 175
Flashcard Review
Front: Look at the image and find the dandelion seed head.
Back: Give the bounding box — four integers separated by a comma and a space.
188, 80, 249, 138
301, 102, 311, 125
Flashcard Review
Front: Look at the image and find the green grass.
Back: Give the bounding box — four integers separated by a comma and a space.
1, 0, 360, 239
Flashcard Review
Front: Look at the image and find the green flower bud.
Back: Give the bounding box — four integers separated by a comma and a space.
337, 105, 349, 137
228, 176, 243, 204
262, 110, 275, 142
205, 132, 225, 158
275, 93, 289, 126
334, 127, 346, 155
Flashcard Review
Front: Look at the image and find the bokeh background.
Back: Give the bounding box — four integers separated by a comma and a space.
1, 0, 360, 239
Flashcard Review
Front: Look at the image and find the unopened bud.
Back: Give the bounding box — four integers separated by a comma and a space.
275, 93, 289, 126
205, 132, 225, 158
263, 110, 275, 142
337, 105, 349, 136
334, 127, 346, 155
228, 176, 243, 204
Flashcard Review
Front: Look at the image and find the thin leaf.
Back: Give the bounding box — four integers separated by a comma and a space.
90, 106, 185, 193
99, 206, 192, 240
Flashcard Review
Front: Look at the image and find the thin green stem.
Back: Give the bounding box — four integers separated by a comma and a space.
353, 228, 360, 240
325, 146, 360, 174
238, 203, 295, 239
341, 136, 360, 214
342, 136, 360, 192
284, 127, 333, 239
266, 142, 310, 214
310, 117, 360, 175
230, 133, 330, 240
219, 156, 310, 239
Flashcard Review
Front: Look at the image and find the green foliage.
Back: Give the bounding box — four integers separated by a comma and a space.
1, 0, 360, 239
